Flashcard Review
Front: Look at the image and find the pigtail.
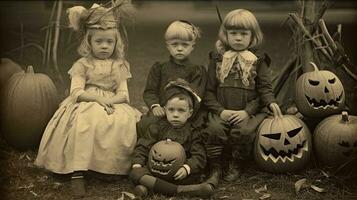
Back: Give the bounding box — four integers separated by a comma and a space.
67, 6, 89, 32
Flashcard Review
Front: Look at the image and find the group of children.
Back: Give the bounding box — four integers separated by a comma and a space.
34, 1, 279, 199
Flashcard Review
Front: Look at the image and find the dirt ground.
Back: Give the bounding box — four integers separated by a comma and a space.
1, 1, 357, 199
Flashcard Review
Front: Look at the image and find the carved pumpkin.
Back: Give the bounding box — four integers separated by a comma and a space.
148, 139, 186, 181
1, 66, 58, 150
295, 62, 345, 118
254, 104, 312, 173
314, 111, 357, 167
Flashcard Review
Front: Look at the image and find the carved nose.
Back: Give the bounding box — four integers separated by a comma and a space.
324, 86, 329, 93
284, 138, 290, 145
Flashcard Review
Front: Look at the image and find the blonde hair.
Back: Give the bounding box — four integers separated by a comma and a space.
216, 9, 263, 53
164, 20, 201, 42
77, 28, 125, 59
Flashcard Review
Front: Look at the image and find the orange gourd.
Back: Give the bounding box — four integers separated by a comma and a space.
1, 66, 59, 150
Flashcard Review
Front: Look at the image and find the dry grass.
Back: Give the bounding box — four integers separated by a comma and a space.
1, 136, 356, 200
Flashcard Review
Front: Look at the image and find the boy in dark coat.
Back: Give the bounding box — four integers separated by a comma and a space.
130, 79, 213, 199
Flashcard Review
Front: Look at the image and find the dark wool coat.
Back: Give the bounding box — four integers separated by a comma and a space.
132, 119, 206, 175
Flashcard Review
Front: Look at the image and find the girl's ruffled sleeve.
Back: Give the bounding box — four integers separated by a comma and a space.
68, 59, 86, 103
114, 60, 131, 102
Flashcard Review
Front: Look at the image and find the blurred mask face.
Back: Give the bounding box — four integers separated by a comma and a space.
227, 29, 252, 51
165, 97, 193, 128
166, 39, 194, 61
90, 29, 116, 59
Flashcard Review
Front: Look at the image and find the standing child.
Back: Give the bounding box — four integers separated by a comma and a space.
130, 79, 213, 199
203, 9, 280, 186
137, 20, 206, 138
34, 1, 141, 197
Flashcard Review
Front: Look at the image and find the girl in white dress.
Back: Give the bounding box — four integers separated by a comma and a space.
34, 1, 141, 197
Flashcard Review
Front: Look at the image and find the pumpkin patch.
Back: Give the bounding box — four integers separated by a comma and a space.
254, 104, 312, 173
295, 62, 345, 118
148, 139, 186, 181
314, 111, 357, 167
1, 66, 58, 150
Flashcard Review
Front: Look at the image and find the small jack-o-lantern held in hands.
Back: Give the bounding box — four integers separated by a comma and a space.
254, 103, 312, 173
314, 111, 357, 167
295, 62, 345, 118
148, 139, 186, 181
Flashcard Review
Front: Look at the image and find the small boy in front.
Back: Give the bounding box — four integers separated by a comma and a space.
129, 79, 213, 199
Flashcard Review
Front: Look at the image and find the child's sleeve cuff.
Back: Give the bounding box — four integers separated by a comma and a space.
183, 164, 191, 175
150, 104, 160, 110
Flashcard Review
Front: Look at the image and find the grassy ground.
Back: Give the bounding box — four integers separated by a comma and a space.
1, 137, 356, 200
1, 1, 357, 199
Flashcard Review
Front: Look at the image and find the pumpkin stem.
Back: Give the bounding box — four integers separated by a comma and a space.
341, 111, 349, 123
26, 66, 35, 74
310, 62, 319, 72
271, 103, 283, 118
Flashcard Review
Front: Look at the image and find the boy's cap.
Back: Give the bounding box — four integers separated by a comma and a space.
163, 78, 201, 110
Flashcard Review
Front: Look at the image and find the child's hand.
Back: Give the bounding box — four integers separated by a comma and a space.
220, 110, 234, 121
174, 167, 188, 180
152, 106, 166, 117
96, 97, 114, 115
228, 110, 249, 126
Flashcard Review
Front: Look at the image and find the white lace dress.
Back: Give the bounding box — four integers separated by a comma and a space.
35, 57, 141, 175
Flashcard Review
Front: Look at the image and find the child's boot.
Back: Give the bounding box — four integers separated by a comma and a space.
177, 182, 214, 198
223, 160, 241, 182
205, 144, 223, 188
71, 171, 86, 197
133, 185, 148, 200
205, 160, 222, 188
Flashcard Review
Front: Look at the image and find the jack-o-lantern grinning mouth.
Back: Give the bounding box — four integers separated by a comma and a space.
260, 140, 307, 162
305, 91, 343, 109
150, 157, 176, 175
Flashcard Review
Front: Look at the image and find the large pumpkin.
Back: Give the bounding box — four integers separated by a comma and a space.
314, 111, 357, 167
0, 58, 24, 87
295, 62, 345, 118
1, 66, 59, 150
148, 139, 186, 181
254, 104, 312, 173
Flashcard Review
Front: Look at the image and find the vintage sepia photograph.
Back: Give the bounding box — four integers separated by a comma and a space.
0, 0, 356, 199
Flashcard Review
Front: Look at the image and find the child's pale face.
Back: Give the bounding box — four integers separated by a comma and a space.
165, 97, 193, 128
227, 29, 252, 51
166, 39, 194, 61
90, 29, 116, 59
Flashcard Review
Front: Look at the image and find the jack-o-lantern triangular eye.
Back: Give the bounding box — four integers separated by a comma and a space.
338, 141, 350, 147
328, 78, 336, 84
287, 127, 303, 138
308, 79, 319, 86
262, 133, 281, 140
